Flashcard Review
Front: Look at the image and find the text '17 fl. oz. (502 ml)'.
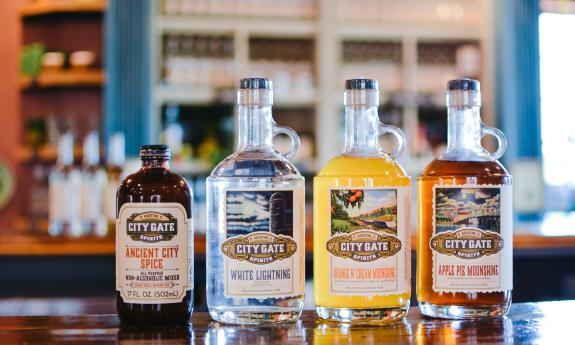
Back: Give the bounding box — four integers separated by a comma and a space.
206, 78, 305, 325
417, 79, 512, 319
116, 145, 194, 326
314, 78, 411, 324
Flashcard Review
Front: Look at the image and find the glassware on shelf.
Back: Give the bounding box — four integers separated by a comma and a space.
162, 34, 235, 88
314, 78, 411, 324
48, 131, 82, 237
417, 79, 512, 319
161, 104, 184, 158
206, 78, 305, 324
104, 132, 126, 236
80, 130, 107, 236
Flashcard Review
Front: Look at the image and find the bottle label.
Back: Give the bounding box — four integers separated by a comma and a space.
327, 187, 411, 296
116, 203, 193, 304
221, 188, 304, 299
431, 184, 513, 293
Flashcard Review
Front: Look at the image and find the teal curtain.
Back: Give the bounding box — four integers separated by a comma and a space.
104, 0, 153, 156
495, 0, 542, 160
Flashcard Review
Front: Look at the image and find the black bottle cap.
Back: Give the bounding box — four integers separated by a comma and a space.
239, 78, 272, 90
345, 78, 378, 90
447, 78, 480, 91
140, 145, 171, 159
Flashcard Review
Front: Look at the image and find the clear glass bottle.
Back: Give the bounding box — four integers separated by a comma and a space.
206, 78, 305, 324
417, 79, 513, 319
80, 130, 107, 236
314, 78, 411, 324
116, 145, 194, 326
48, 131, 82, 236
104, 132, 126, 236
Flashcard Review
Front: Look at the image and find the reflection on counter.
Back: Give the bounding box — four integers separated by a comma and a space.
1, 300, 574, 344
314, 321, 411, 345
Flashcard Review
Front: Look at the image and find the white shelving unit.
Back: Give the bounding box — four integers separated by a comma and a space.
150, 0, 495, 176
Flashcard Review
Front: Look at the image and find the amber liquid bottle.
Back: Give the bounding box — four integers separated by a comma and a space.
116, 145, 194, 326
417, 79, 513, 319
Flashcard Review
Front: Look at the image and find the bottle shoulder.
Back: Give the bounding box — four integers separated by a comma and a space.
420, 158, 510, 178
209, 150, 301, 178
119, 168, 193, 198
316, 155, 409, 178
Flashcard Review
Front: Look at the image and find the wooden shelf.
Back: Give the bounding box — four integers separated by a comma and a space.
20, 0, 106, 18
17, 145, 83, 163
156, 15, 316, 37
20, 69, 104, 90
156, 85, 317, 107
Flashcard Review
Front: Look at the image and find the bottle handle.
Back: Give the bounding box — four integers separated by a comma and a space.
273, 124, 300, 159
481, 124, 507, 160
378, 124, 406, 159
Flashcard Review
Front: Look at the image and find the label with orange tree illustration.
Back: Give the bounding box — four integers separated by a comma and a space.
431, 185, 513, 293
327, 187, 410, 296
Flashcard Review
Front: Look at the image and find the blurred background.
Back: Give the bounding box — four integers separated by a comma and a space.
0, 0, 574, 312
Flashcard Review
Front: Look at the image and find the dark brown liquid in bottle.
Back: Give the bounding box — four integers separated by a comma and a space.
417, 160, 512, 306
116, 157, 193, 326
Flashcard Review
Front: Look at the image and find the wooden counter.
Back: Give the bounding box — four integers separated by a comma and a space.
0, 298, 572, 344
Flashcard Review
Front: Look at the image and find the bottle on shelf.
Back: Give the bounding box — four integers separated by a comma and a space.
104, 132, 126, 236
80, 130, 107, 236
313, 78, 411, 324
116, 145, 194, 326
48, 131, 82, 236
206, 78, 305, 324
417, 79, 512, 319
161, 104, 184, 158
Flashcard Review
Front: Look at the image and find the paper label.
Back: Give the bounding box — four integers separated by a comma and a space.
221, 188, 304, 299
328, 187, 411, 296
116, 203, 193, 304
431, 184, 513, 293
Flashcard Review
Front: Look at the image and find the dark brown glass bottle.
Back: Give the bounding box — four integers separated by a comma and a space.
116, 145, 193, 326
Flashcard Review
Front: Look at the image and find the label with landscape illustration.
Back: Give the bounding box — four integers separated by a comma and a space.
221, 188, 304, 299
431, 185, 513, 293
328, 187, 410, 296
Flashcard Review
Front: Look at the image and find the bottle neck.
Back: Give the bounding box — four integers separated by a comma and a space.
444, 105, 484, 157
343, 105, 380, 156
108, 133, 125, 167
83, 132, 100, 167
141, 158, 170, 169
57, 133, 74, 166
236, 105, 274, 152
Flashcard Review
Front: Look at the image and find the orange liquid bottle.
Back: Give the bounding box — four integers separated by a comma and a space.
314, 79, 411, 324
417, 79, 513, 319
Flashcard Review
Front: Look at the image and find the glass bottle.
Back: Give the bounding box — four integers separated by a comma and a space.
80, 130, 107, 236
417, 79, 512, 319
116, 145, 194, 326
48, 131, 82, 236
314, 78, 411, 324
104, 133, 126, 236
206, 78, 305, 324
